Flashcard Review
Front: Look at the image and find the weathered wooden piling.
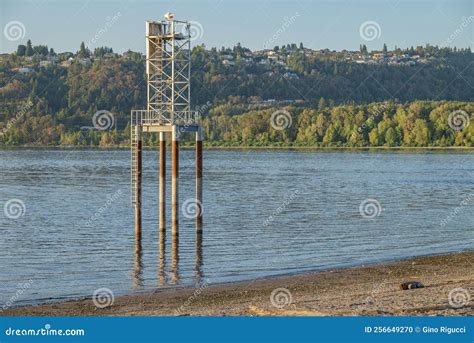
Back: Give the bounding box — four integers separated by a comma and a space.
159, 132, 166, 234
171, 126, 179, 237
134, 126, 142, 240
196, 127, 203, 232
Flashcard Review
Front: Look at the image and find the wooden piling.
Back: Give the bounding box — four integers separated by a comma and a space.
196, 128, 203, 232
134, 126, 142, 240
171, 126, 179, 237
159, 132, 166, 234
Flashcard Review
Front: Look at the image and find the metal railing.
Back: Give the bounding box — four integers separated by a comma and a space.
131, 110, 199, 126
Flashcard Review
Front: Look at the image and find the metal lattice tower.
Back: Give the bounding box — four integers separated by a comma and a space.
131, 13, 202, 247
146, 14, 192, 120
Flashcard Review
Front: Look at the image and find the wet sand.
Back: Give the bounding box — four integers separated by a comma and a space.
2, 252, 473, 316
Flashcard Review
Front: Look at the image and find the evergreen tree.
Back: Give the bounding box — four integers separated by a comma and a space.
16, 44, 26, 56
318, 97, 327, 110
33, 45, 49, 56
78, 42, 90, 58
25, 39, 33, 56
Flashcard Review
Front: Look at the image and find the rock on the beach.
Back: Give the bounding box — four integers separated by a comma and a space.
400, 281, 424, 290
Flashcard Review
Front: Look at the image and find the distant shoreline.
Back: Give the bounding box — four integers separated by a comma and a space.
1, 145, 474, 152
2, 251, 473, 316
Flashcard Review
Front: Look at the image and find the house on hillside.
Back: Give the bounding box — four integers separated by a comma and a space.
222, 59, 235, 66
78, 58, 91, 66
283, 72, 299, 79
373, 52, 387, 59
60, 57, 74, 67
221, 54, 233, 60
242, 57, 253, 64
39, 60, 52, 67
18, 67, 34, 74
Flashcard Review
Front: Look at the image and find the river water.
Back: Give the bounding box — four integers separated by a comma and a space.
0, 149, 472, 305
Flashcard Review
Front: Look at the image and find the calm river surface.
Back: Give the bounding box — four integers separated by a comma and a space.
0, 149, 473, 305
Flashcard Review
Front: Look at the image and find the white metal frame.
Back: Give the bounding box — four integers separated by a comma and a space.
144, 18, 195, 124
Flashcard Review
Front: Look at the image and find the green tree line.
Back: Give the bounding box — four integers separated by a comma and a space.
1, 100, 472, 147
203, 101, 473, 147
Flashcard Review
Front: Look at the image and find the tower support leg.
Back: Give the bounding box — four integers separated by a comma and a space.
171, 126, 179, 237
159, 132, 166, 234
134, 126, 142, 240
196, 127, 203, 233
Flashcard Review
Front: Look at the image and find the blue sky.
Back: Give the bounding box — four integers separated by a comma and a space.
0, 0, 473, 53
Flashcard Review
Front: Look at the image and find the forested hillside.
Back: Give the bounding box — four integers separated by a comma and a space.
0, 41, 472, 146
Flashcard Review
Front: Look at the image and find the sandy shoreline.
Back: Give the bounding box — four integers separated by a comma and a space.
2, 252, 473, 316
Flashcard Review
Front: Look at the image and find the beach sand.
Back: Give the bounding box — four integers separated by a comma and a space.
2, 252, 473, 316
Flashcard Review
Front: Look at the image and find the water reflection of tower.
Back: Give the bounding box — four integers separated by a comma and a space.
170, 235, 180, 284
195, 230, 203, 284
158, 225, 166, 286
133, 238, 143, 289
